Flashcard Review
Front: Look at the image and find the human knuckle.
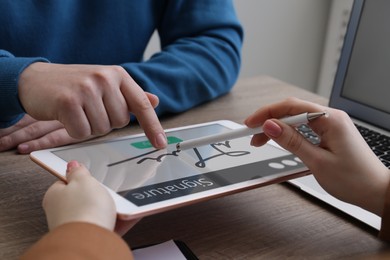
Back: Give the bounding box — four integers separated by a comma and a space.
0, 136, 13, 149
137, 95, 153, 112
286, 131, 304, 152
57, 93, 79, 109
109, 65, 127, 79
111, 65, 126, 74
24, 123, 42, 137
79, 77, 100, 96
43, 133, 66, 147
96, 67, 125, 90
93, 68, 110, 81
331, 110, 353, 127
334, 110, 349, 120
93, 124, 111, 136
70, 127, 90, 139
284, 97, 301, 106
285, 97, 299, 103
113, 115, 130, 128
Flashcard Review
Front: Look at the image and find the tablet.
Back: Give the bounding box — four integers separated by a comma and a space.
30, 120, 309, 219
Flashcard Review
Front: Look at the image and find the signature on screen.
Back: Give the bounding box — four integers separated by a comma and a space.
107, 141, 250, 168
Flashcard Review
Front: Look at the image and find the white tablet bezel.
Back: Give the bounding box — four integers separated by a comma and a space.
30, 120, 309, 219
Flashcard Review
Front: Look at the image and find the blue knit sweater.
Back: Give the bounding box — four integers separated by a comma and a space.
0, 0, 243, 128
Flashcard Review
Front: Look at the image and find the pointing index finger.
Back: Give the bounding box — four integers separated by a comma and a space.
120, 75, 167, 149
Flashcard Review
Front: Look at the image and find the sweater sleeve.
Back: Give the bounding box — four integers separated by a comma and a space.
0, 50, 49, 128
379, 182, 390, 241
20, 222, 133, 260
122, 0, 243, 116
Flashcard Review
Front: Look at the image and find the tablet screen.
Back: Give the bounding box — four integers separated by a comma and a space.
52, 123, 304, 206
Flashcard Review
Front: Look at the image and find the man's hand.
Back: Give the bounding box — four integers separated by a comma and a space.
0, 114, 84, 153
3, 62, 167, 153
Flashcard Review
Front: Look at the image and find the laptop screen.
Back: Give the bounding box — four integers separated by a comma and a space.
329, 0, 390, 131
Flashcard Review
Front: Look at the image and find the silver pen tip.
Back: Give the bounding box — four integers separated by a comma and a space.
307, 112, 327, 121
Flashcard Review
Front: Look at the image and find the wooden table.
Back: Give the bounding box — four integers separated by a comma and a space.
1, 76, 389, 259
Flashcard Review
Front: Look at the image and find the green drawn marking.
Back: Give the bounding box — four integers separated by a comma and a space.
131, 136, 183, 149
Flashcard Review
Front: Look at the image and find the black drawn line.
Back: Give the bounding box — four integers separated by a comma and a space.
194, 142, 250, 168
107, 141, 250, 168
137, 150, 180, 164
107, 149, 159, 167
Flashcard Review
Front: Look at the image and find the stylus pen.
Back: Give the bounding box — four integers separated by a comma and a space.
176, 112, 326, 151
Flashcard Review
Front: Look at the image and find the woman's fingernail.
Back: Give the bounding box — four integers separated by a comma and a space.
66, 161, 80, 172
264, 120, 282, 138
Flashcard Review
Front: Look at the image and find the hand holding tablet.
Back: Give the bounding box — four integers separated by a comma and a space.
43, 161, 117, 231
31, 120, 310, 219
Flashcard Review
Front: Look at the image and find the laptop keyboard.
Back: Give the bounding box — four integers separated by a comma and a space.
355, 124, 390, 168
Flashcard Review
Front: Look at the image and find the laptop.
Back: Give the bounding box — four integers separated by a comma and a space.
289, 0, 390, 230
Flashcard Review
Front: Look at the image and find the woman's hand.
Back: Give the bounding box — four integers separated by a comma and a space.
43, 161, 117, 231
245, 97, 390, 216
